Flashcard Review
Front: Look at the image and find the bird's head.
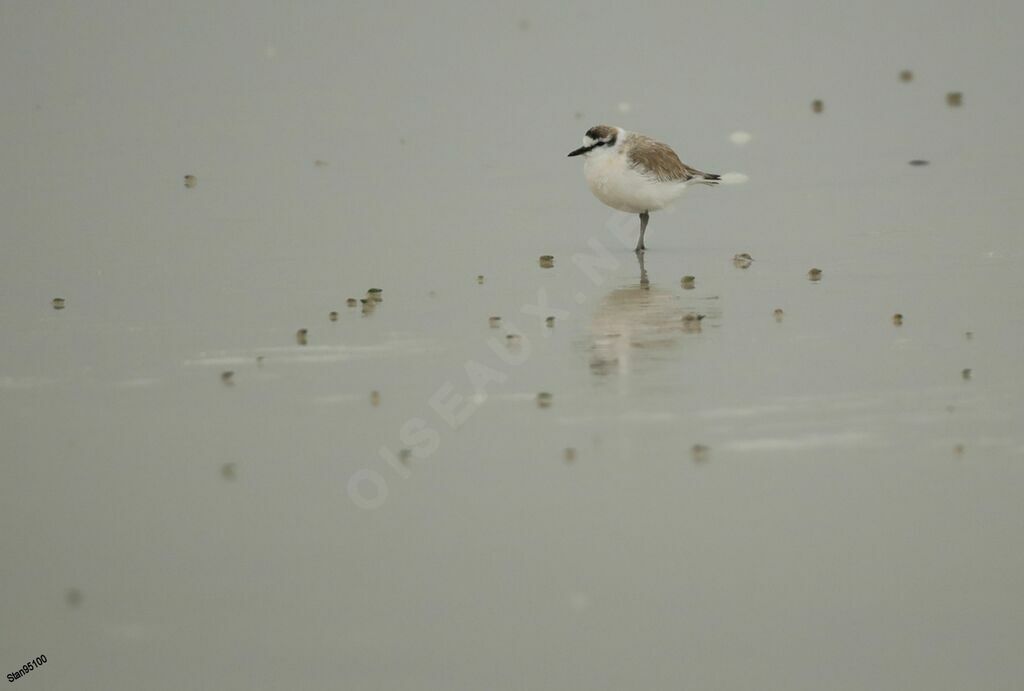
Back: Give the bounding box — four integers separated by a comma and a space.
568, 125, 619, 157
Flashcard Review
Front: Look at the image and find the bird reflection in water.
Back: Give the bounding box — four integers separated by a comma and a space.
589, 253, 710, 376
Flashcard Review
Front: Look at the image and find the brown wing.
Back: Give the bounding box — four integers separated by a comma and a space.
626, 134, 711, 182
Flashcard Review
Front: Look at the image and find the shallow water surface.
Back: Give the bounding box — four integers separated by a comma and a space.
2, 2, 1024, 690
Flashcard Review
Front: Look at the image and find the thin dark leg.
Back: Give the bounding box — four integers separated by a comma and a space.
635, 212, 649, 252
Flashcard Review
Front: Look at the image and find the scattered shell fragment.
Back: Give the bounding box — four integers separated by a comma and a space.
221, 462, 237, 480
563, 447, 576, 462
961, 368, 971, 381
811, 99, 824, 113
296, 328, 308, 345
536, 392, 553, 409
545, 316, 555, 327
729, 131, 752, 146
946, 91, 963, 107
220, 371, 235, 385
66, 588, 83, 607
899, 69, 914, 82
346, 298, 358, 308
184, 174, 197, 188
909, 159, 930, 166
808, 268, 823, 281
489, 316, 502, 328
691, 444, 710, 462
892, 313, 903, 326
732, 253, 753, 269
52, 297, 66, 310
539, 255, 555, 269
329, 311, 339, 322
773, 308, 784, 322
370, 390, 381, 407
476, 275, 485, 285
314, 159, 329, 167
681, 275, 696, 289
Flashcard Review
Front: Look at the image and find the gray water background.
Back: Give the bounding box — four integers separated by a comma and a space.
2, 2, 1024, 689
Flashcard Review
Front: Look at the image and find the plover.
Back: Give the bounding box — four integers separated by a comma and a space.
568, 125, 721, 252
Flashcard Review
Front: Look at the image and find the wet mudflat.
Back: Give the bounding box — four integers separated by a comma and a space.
2, 3, 1024, 690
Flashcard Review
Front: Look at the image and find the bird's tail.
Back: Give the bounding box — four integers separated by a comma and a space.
692, 172, 721, 186
687, 171, 749, 186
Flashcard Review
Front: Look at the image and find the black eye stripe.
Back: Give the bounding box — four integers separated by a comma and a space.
579, 134, 617, 154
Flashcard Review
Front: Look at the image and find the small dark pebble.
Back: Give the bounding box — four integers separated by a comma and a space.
681, 312, 705, 333
946, 92, 963, 107
184, 174, 197, 188
811, 99, 824, 113
221, 371, 235, 385
899, 69, 914, 82
732, 253, 753, 269
691, 444, 710, 462
296, 328, 308, 345
52, 297, 66, 310
909, 160, 930, 166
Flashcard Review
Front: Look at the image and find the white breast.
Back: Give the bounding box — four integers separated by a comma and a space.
583, 148, 688, 214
